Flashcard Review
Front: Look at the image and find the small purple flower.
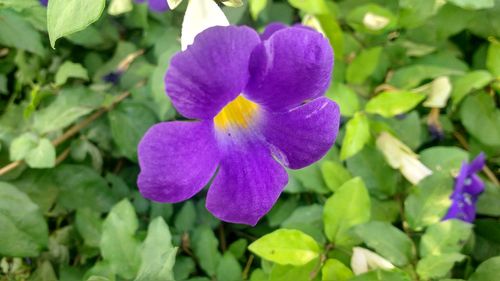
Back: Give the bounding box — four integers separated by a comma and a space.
137, 24, 339, 225
40, 0, 48, 6
443, 153, 486, 223
135, 0, 169, 12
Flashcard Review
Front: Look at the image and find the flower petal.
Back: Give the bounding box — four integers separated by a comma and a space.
166, 26, 261, 119
260, 97, 340, 169
148, 0, 169, 12
245, 27, 333, 111
260, 22, 287, 40
206, 139, 288, 225
181, 0, 229, 50
137, 121, 220, 203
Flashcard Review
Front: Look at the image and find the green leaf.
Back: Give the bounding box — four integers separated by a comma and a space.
317, 14, 345, 59
54, 164, 114, 212
9, 132, 38, 161
451, 70, 493, 108
108, 101, 157, 162
0, 9, 44, 56
477, 182, 500, 216
24, 138, 56, 168
47, 0, 106, 48
135, 217, 177, 281
269, 258, 318, 281
460, 93, 500, 147
75, 208, 102, 248
447, 0, 494, 10
353, 221, 414, 266
281, 205, 325, 243
346, 4, 397, 34
228, 239, 248, 259
323, 177, 371, 246
216, 253, 242, 281
389, 65, 464, 89
340, 112, 371, 160
101, 200, 141, 279
0, 182, 48, 257
468, 256, 500, 281
287, 0, 328, 15
419, 219, 472, 257
192, 225, 221, 276
420, 146, 469, 173
350, 269, 411, 281
174, 201, 196, 233
326, 82, 359, 117
249, 0, 267, 20
33, 87, 103, 134
321, 259, 353, 281
366, 91, 425, 118
346, 146, 398, 198
416, 253, 465, 280
288, 162, 330, 194
404, 172, 453, 231
321, 160, 352, 192
55, 61, 89, 86
486, 40, 500, 77
248, 229, 320, 266
346, 47, 382, 84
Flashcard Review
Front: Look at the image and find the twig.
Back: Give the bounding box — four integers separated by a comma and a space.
242, 254, 254, 280
0, 91, 132, 177
218, 223, 227, 252
55, 147, 71, 165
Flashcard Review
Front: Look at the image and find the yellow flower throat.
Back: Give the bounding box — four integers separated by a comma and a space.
214, 95, 259, 130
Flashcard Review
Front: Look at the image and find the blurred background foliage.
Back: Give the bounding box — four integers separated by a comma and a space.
0, 0, 499, 280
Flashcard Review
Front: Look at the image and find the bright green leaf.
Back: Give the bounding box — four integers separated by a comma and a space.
366, 91, 425, 118
287, 0, 328, 15
9, 132, 38, 161
451, 70, 493, 108
321, 160, 352, 192
249, 0, 267, 20
324, 177, 371, 246
340, 112, 371, 160
346, 47, 382, 84
321, 259, 353, 281
24, 138, 56, 168
416, 253, 465, 280
249, 229, 320, 266
448, 0, 494, 10
420, 219, 472, 257
326, 82, 359, 117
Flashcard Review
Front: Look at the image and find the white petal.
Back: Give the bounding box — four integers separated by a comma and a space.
108, 0, 133, 16
363, 12, 390, 31
167, 0, 183, 10
181, 0, 229, 50
377, 132, 432, 185
351, 247, 395, 275
400, 156, 433, 185
423, 76, 452, 108
351, 247, 369, 275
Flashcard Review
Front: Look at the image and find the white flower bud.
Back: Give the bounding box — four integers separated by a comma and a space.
351, 247, 395, 275
376, 132, 432, 185
181, 0, 229, 50
363, 12, 390, 31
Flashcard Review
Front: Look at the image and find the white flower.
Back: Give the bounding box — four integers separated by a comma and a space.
351, 247, 395, 275
181, 0, 229, 50
376, 132, 432, 185
413, 76, 452, 108
363, 12, 390, 31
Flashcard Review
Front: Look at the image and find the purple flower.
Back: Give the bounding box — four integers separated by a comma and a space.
40, 0, 48, 6
137, 24, 339, 225
135, 0, 169, 12
443, 153, 486, 223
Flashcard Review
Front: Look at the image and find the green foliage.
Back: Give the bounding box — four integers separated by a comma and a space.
0, 0, 499, 280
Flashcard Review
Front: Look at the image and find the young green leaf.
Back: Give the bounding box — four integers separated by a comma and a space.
248, 229, 320, 266
47, 0, 106, 48
416, 253, 465, 280
340, 112, 371, 160
135, 217, 177, 281
366, 91, 425, 118
322, 259, 353, 281
346, 47, 382, 84
419, 219, 472, 257
101, 200, 141, 279
323, 177, 371, 246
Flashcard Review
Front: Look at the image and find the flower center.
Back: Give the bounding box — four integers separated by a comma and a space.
214, 95, 259, 130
